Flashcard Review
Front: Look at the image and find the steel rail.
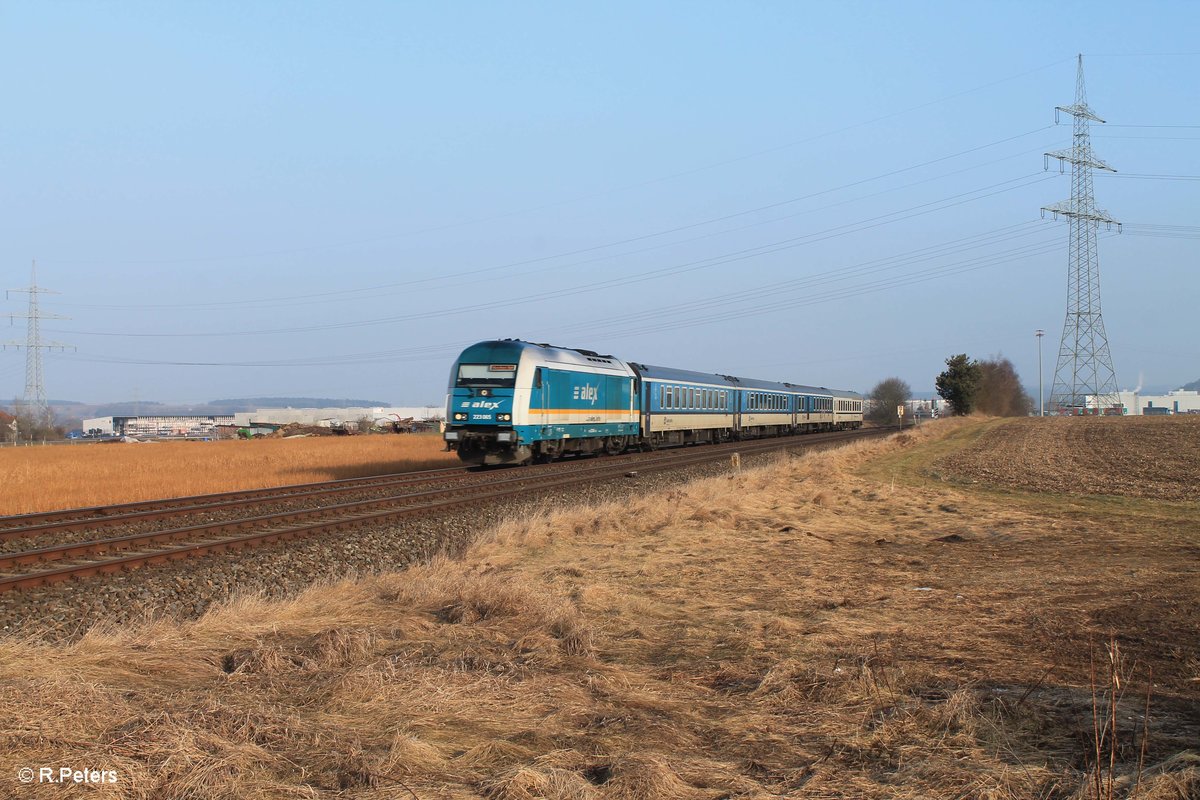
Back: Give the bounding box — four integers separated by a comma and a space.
0, 427, 880, 542
0, 427, 893, 593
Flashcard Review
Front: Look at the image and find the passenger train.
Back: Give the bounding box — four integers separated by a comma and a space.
443, 339, 863, 466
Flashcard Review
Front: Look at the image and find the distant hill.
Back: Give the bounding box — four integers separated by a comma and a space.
1184, 379, 1200, 391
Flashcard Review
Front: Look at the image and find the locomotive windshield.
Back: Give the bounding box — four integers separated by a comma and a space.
456, 363, 517, 388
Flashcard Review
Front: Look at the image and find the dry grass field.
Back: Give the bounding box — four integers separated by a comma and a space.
0, 435, 458, 515
0, 417, 1197, 798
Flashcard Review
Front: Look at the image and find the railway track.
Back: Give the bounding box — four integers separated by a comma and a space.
0, 427, 892, 593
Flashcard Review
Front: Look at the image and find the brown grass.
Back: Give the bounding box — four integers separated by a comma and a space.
0, 419, 1196, 798
0, 434, 458, 515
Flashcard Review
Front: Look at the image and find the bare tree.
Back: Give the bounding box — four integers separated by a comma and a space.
867, 377, 912, 424
977, 357, 1034, 417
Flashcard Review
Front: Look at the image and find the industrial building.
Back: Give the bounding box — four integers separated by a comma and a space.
81, 406, 444, 438
232, 406, 443, 428
1114, 390, 1200, 416
82, 415, 235, 438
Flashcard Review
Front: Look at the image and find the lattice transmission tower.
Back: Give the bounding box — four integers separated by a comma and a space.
1041, 54, 1121, 415
4, 261, 71, 422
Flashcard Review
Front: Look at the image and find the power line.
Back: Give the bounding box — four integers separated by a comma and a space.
1104, 124, 1200, 129
46, 128, 1056, 312
548, 223, 1057, 336
52, 174, 1054, 339
35, 59, 1074, 269
552, 235, 1081, 342
54, 222, 1071, 368
1097, 172, 1200, 180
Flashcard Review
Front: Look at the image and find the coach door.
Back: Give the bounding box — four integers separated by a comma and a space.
733, 390, 743, 437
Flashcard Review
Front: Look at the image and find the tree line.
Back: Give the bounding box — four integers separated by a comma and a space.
867, 354, 1033, 422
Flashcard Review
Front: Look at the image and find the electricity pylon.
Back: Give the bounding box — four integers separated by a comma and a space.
4, 261, 71, 422
1041, 54, 1121, 415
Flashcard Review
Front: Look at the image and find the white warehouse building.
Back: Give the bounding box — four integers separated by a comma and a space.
1115, 390, 1200, 416
232, 406, 444, 428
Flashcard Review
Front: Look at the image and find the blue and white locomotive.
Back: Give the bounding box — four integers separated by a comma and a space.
443, 339, 862, 466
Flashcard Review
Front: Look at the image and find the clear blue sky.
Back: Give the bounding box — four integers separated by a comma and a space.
2, 1, 1197, 405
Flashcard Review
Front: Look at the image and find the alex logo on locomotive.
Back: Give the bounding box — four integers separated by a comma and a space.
462, 400, 502, 410
572, 384, 599, 404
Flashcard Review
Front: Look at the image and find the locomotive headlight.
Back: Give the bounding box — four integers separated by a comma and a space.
453, 412, 467, 421
498, 413, 512, 421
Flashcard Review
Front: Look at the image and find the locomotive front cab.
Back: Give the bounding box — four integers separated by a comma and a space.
443, 342, 530, 466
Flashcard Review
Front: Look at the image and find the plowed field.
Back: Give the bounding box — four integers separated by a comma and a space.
934, 415, 1200, 500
